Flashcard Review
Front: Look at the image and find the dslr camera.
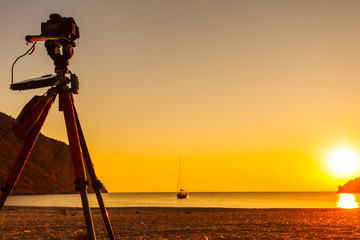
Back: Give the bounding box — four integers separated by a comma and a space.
12, 14, 80, 92
41, 13, 79, 46
25, 13, 80, 47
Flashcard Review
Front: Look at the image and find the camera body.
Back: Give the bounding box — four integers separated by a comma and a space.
41, 14, 79, 46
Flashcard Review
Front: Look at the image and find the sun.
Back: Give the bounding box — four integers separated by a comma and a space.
326, 146, 360, 178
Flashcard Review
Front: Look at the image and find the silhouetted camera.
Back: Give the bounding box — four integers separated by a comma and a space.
12, 14, 80, 91
25, 14, 79, 46
42, 14, 79, 44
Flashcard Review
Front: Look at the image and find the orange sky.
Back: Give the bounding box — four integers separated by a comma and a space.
1, 0, 360, 192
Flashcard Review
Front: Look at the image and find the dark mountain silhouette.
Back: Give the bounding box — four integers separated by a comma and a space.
0, 111, 106, 195
338, 178, 360, 193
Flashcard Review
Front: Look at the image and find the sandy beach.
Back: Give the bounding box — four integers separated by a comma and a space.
0, 207, 360, 239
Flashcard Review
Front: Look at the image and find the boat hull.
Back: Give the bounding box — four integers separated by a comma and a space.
177, 192, 189, 199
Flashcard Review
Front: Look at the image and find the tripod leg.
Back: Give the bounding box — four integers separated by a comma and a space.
74, 106, 115, 240
0, 96, 55, 210
60, 90, 96, 240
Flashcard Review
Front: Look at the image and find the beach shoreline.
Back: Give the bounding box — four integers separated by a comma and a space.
1, 207, 360, 239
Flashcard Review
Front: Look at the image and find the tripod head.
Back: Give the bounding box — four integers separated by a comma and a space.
11, 14, 80, 93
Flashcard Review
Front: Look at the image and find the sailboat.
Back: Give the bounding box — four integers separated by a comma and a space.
177, 153, 189, 199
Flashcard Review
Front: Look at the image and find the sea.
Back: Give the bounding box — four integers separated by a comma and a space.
3, 192, 360, 209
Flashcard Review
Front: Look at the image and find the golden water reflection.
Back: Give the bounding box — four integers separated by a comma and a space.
337, 193, 359, 209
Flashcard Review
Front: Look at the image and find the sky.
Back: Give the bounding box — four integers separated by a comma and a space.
1, 0, 360, 192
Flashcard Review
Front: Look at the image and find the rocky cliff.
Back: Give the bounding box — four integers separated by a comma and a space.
338, 178, 360, 193
0, 111, 106, 195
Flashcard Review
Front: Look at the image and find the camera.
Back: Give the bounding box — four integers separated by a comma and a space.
12, 14, 80, 91
41, 14, 79, 46
25, 14, 80, 47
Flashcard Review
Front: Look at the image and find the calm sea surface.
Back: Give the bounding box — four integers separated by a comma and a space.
4, 192, 359, 209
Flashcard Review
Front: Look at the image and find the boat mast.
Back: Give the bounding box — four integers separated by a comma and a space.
178, 153, 181, 192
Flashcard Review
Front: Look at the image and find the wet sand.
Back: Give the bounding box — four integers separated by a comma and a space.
1, 207, 360, 239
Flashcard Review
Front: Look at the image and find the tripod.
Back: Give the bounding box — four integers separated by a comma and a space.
0, 73, 115, 240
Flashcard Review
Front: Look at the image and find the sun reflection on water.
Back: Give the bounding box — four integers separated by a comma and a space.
337, 193, 359, 209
